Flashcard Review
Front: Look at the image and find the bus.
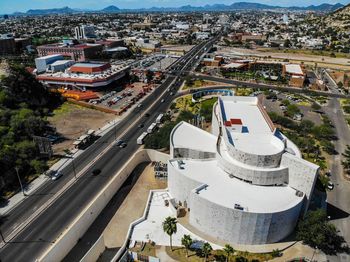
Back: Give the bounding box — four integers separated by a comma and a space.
156, 113, 164, 124
147, 122, 157, 134
137, 132, 148, 145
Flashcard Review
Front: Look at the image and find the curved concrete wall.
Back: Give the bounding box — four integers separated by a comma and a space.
188, 189, 303, 245
173, 148, 216, 159
216, 150, 288, 185
168, 161, 202, 207
223, 131, 284, 168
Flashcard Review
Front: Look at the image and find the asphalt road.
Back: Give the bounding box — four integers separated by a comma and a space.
191, 74, 350, 99
321, 77, 350, 261
0, 37, 216, 261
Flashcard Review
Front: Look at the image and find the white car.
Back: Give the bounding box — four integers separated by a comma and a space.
51, 171, 63, 181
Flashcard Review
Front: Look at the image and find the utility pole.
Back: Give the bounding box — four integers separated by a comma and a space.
15, 167, 26, 196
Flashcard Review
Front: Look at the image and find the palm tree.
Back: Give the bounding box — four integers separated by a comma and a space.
162, 216, 177, 251
223, 244, 234, 262
202, 242, 212, 261
181, 234, 193, 257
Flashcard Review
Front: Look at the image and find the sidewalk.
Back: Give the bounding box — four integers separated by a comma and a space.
0, 118, 120, 216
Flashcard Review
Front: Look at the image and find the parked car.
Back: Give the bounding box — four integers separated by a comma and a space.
327, 181, 334, 190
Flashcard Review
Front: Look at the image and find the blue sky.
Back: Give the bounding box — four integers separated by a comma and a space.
1, 0, 349, 13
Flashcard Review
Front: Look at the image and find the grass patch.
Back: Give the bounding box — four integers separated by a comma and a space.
129, 242, 156, 257
165, 246, 275, 262
50, 102, 84, 118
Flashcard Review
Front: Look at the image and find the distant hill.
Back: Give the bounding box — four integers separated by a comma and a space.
101, 5, 120, 12
9, 2, 345, 15
26, 6, 76, 15
322, 3, 350, 30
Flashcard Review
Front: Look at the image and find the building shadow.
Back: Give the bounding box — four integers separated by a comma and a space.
62, 162, 149, 262
327, 202, 350, 220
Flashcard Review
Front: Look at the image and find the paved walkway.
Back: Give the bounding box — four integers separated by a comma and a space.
155, 246, 177, 262
271, 242, 327, 262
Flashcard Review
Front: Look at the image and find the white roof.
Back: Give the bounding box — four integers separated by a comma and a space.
219, 97, 284, 155
223, 63, 246, 69
169, 159, 302, 213
171, 121, 216, 153
285, 64, 303, 75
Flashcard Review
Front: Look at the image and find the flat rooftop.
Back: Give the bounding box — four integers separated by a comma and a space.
169, 159, 302, 213
72, 63, 106, 68
285, 64, 304, 75
219, 97, 284, 155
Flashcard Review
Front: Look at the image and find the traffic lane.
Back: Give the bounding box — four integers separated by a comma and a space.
193, 75, 350, 99
0, 144, 135, 261
0, 107, 166, 262
0, 78, 176, 261
0, 76, 175, 238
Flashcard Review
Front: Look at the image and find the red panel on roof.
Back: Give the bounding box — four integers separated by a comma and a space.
230, 118, 242, 125
224, 121, 232, 126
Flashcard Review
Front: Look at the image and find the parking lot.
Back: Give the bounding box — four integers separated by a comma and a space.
133, 54, 178, 71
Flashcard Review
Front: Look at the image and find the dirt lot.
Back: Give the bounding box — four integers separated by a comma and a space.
48, 102, 116, 154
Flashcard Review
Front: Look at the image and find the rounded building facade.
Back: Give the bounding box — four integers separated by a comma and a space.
167, 96, 319, 246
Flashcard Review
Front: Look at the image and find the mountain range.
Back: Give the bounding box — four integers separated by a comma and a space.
8, 2, 345, 16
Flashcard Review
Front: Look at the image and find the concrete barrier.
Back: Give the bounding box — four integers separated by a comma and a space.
80, 234, 105, 262
38, 149, 169, 262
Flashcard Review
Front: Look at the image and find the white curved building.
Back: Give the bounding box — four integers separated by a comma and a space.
168, 96, 318, 245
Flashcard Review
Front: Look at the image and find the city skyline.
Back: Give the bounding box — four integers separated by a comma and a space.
1, 0, 349, 14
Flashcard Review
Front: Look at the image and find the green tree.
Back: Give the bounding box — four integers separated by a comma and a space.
296, 209, 347, 255
342, 145, 350, 175
181, 234, 193, 257
202, 242, 213, 261
162, 216, 177, 251
223, 244, 234, 262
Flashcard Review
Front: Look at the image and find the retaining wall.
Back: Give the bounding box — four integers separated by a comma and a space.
38, 149, 169, 262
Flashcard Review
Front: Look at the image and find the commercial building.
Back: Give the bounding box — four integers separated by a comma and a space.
35, 54, 64, 73
0, 34, 15, 55
36, 62, 130, 88
37, 43, 103, 61
74, 25, 96, 40
283, 64, 306, 88
168, 96, 318, 245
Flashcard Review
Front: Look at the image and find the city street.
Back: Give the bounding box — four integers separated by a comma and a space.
0, 37, 216, 261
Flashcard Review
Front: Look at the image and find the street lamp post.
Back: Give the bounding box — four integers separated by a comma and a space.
14, 167, 26, 196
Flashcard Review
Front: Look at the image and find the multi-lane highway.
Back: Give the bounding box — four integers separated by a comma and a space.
0, 37, 216, 261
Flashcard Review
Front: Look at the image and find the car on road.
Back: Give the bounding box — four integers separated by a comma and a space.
327, 181, 334, 190
51, 171, 63, 181
138, 123, 144, 128
115, 139, 123, 146
120, 142, 127, 148
161, 99, 165, 103
92, 169, 101, 176
144, 113, 150, 117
